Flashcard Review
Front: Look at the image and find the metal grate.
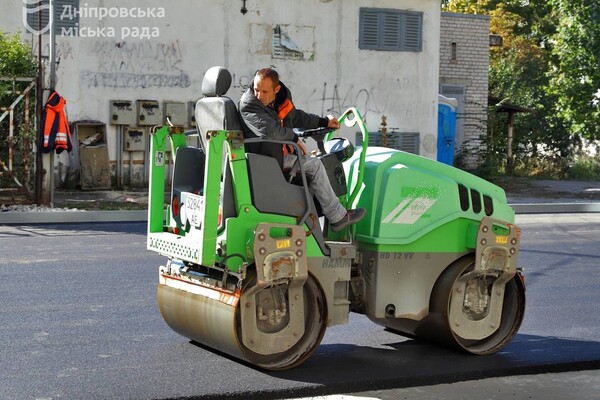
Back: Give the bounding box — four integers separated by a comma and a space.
359, 8, 423, 52
356, 131, 420, 154
0, 77, 36, 195
148, 233, 201, 264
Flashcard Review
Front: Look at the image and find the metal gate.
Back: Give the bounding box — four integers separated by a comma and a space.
0, 77, 36, 200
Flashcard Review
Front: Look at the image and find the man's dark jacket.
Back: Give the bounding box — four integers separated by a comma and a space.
238, 81, 328, 168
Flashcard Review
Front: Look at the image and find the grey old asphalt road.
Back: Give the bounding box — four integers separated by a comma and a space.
1, 214, 599, 399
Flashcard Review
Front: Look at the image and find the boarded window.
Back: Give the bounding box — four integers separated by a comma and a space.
359, 8, 423, 52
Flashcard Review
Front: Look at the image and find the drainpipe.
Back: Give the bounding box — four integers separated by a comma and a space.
40, 0, 57, 204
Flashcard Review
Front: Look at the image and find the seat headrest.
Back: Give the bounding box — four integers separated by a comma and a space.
201, 66, 232, 97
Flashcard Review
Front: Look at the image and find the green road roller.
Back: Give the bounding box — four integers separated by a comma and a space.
147, 66, 525, 370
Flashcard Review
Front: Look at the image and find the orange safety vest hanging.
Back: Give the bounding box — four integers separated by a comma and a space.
278, 99, 295, 157
41, 91, 73, 154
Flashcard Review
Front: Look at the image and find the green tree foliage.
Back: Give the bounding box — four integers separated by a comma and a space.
0, 31, 36, 77
442, 0, 490, 14
487, 2, 569, 160
548, 0, 600, 141
442, 0, 600, 176
0, 31, 36, 106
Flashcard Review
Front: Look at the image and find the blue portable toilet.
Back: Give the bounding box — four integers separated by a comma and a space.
437, 95, 458, 166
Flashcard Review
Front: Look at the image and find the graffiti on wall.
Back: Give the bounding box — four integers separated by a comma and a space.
230, 72, 254, 92
80, 40, 191, 89
228, 70, 387, 120
313, 83, 385, 120
228, 71, 435, 128
44, 41, 75, 61
314, 78, 435, 121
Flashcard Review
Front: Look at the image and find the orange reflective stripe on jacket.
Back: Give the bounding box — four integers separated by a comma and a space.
278, 98, 293, 122
278, 99, 295, 157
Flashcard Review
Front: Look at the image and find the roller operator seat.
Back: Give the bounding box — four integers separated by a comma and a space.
195, 66, 241, 150
191, 66, 241, 225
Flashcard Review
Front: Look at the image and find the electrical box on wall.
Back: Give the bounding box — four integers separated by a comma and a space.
73, 121, 111, 190
137, 100, 161, 126
109, 100, 136, 125
164, 101, 188, 126
124, 127, 146, 151
188, 101, 197, 127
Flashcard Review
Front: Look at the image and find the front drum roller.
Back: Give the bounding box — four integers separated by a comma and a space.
417, 255, 526, 354
157, 269, 327, 370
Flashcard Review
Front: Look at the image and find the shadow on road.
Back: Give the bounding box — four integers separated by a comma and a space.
274, 334, 599, 398
193, 334, 600, 399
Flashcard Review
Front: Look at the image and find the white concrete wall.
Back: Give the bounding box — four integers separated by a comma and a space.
2, 0, 441, 186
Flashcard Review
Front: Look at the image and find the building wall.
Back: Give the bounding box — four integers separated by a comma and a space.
2, 0, 441, 187
439, 12, 490, 168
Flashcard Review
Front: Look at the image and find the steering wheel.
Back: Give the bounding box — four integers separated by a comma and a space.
295, 126, 335, 138
295, 127, 337, 154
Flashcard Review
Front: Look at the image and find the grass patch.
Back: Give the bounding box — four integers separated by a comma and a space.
566, 157, 600, 181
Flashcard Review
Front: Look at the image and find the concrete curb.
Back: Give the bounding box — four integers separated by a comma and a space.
511, 202, 600, 214
2, 203, 600, 225
0, 210, 148, 224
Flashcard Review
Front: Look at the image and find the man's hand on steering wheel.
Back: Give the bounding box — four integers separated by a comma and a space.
294, 115, 339, 156
327, 115, 340, 129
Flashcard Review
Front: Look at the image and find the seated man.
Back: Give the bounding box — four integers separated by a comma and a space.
238, 68, 365, 232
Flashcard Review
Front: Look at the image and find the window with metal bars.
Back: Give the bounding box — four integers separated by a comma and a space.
359, 8, 423, 52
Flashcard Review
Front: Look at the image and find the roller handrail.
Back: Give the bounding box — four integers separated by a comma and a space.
326, 107, 369, 208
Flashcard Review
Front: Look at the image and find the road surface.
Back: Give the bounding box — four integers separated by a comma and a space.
0, 214, 599, 399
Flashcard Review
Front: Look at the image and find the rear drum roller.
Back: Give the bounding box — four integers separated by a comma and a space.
424, 255, 525, 354
236, 270, 328, 370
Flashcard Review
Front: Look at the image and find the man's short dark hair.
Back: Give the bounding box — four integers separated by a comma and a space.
255, 68, 279, 87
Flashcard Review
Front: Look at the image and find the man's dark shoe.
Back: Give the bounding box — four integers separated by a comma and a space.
330, 208, 366, 232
